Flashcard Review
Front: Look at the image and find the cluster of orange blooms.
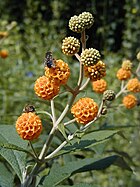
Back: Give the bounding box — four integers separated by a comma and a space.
15, 12, 140, 141
116, 59, 140, 109
16, 58, 71, 140
34, 59, 70, 100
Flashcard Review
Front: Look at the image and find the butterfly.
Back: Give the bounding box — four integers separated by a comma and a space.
44, 51, 56, 68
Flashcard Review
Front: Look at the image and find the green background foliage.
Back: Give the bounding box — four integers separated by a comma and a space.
0, 0, 140, 186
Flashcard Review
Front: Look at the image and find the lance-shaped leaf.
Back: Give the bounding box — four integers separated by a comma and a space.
40, 155, 131, 187
0, 125, 28, 182
54, 130, 119, 157
0, 162, 14, 187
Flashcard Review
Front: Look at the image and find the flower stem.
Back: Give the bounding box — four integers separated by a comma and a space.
51, 99, 56, 124
29, 141, 38, 159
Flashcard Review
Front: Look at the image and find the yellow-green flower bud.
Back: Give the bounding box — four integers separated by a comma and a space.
62, 36, 80, 56
81, 48, 101, 66
103, 90, 115, 101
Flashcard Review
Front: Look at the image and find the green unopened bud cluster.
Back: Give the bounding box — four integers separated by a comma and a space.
62, 36, 80, 56
81, 48, 101, 66
69, 12, 94, 33
103, 90, 116, 101
122, 59, 132, 70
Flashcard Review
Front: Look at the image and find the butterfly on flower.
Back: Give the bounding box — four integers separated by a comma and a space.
44, 51, 56, 68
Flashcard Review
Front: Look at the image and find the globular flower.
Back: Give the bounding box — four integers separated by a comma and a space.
84, 60, 106, 81
81, 48, 101, 66
122, 94, 137, 109
127, 78, 140, 93
62, 36, 80, 56
69, 15, 85, 33
79, 12, 94, 29
45, 59, 70, 85
0, 49, 8, 58
16, 112, 42, 140
71, 97, 98, 125
69, 12, 94, 33
116, 68, 131, 80
103, 90, 116, 101
92, 79, 107, 93
122, 59, 132, 70
34, 76, 60, 100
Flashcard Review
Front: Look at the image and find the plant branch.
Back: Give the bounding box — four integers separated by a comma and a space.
51, 99, 56, 124
79, 78, 90, 91
115, 82, 128, 98
36, 110, 53, 121
64, 118, 76, 126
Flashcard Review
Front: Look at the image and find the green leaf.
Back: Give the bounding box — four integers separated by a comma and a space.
57, 123, 69, 142
55, 130, 118, 157
41, 155, 128, 186
0, 142, 35, 158
114, 156, 132, 171
0, 125, 28, 182
0, 162, 14, 187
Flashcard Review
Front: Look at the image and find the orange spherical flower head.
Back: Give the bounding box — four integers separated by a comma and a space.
0, 49, 8, 58
16, 109, 42, 140
127, 78, 140, 92
34, 76, 60, 100
62, 36, 80, 56
84, 60, 106, 81
45, 59, 70, 85
116, 68, 131, 80
122, 94, 137, 109
122, 59, 132, 70
92, 79, 107, 93
71, 97, 98, 125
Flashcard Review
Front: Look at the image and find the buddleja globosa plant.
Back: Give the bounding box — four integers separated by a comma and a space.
0, 12, 140, 187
